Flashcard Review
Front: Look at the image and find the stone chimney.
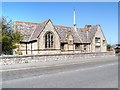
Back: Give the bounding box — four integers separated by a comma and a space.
85, 25, 92, 29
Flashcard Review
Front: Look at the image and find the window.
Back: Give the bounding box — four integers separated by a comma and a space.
84, 45, 87, 51
103, 40, 105, 45
95, 46, 101, 52
95, 37, 100, 43
61, 43, 64, 50
75, 44, 80, 50
68, 40, 73, 44
45, 32, 53, 48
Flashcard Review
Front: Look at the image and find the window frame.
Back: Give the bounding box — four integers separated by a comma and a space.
45, 31, 54, 49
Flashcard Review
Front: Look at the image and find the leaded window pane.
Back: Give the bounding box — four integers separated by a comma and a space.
45, 32, 54, 48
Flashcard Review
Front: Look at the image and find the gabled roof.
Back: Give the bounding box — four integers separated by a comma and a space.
14, 20, 49, 42
87, 26, 98, 43
29, 19, 49, 41
55, 25, 81, 43
14, 19, 98, 43
14, 21, 38, 42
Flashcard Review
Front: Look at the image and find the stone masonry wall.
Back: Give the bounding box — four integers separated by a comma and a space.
0, 52, 115, 65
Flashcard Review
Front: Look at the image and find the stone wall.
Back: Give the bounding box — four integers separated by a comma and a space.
0, 52, 115, 65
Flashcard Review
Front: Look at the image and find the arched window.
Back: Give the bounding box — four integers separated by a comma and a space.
45, 32, 53, 48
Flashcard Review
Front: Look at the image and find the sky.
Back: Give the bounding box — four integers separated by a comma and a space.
2, 2, 118, 45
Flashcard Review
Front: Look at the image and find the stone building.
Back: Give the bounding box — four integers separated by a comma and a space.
14, 10, 107, 55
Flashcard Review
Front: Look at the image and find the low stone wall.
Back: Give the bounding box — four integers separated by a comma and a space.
0, 52, 115, 65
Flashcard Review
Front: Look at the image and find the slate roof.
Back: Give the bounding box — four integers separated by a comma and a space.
77, 26, 97, 43
29, 20, 49, 41
14, 21, 38, 42
14, 19, 98, 43
87, 26, 98, 43
14, 20, 49, 42
54, 25, 97, 43
55, 25, 81, 43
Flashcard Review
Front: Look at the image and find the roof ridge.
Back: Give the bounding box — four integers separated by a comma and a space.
36, 19, 49, 27
15, 19, 50, 26
55, 25, 74, 28
15, 21, 38, 24
55, 25, 88, 30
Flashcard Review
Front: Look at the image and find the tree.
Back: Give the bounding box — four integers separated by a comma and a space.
107, 44, 112, 51
11, 30, 23, 49
0, 17, 23, 55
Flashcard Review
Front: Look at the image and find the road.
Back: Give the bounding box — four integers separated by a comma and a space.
1, 56, 118, 88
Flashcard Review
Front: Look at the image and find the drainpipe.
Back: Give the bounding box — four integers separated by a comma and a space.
26, 43, 27, 54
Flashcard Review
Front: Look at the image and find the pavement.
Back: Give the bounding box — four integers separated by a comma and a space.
1, 55, 118, 88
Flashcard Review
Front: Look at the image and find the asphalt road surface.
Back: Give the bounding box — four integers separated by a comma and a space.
1, 56, 118, 88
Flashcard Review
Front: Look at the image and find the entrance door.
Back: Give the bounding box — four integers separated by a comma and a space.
95, 46, 101, 52
68, 45, 74, 51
